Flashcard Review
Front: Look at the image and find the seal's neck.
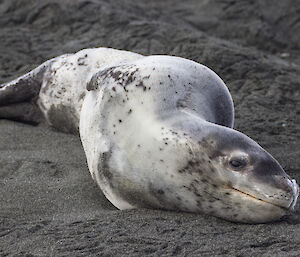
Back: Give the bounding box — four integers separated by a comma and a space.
163, 109, 219, 139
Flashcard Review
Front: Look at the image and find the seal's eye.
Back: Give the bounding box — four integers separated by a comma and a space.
229, 157, 248, 170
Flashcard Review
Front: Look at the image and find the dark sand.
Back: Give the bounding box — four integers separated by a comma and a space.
0, 0, 299, 256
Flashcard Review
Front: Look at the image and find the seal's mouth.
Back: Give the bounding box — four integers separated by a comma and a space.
225, 178, 299, 211
230, 187, 288, 210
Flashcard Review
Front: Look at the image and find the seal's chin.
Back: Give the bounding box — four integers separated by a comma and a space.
223, 186, 289, 223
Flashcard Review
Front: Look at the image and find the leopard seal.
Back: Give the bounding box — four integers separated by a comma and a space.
0, 47, 298, 223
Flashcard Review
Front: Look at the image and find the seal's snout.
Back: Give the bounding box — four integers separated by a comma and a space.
273, 176, 299, 210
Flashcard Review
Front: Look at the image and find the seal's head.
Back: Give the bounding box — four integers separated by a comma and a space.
196, 125, 299, 223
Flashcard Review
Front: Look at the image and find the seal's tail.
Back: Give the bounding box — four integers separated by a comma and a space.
0, 59, 53, 124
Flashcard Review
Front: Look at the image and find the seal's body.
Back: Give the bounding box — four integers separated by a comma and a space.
0, 47, 298, 223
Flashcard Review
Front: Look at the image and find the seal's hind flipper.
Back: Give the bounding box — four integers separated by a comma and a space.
0, 76, 41, 106
0, 102, 44, 125
0, 59, 54, 106
0, 59, 54, 124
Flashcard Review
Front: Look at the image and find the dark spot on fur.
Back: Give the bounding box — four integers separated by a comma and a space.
128, 109, 132, 114
88, 65, 140, 91
77, 57, 87, 66
112, 87, 116, 91
187, 160, 194, 166
193, 190, 201, 197
207, 148, 225, 160
119, 119, 122, 123
110, 70, 122, 81
136, 81, 147, 91
176, 99, 186, 108
157, 189, 164, 195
